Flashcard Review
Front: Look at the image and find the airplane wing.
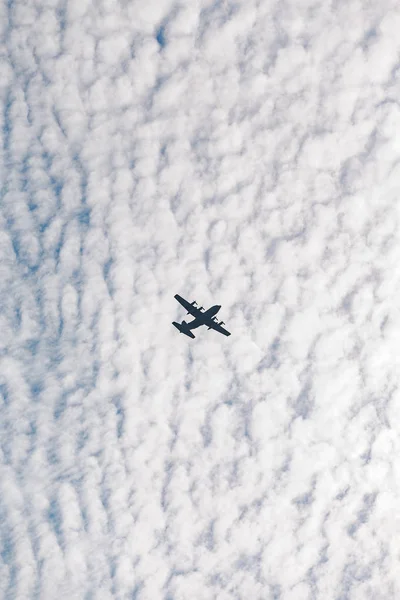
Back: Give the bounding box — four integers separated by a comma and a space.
207, 319, 231, 336
174, 294, 202, 317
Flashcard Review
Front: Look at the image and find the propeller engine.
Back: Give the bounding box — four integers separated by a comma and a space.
188, 300, 198, 314
210, 317, 224, 328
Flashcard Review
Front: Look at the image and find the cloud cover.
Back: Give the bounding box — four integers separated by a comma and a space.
2, 0, 400, 598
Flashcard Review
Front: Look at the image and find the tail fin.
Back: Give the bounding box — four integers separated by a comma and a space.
172, 321, 195, 339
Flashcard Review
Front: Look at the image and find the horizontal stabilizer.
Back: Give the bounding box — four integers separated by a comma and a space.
172, 321, 195, 339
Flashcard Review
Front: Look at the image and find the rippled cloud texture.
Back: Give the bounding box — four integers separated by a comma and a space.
2, 0, 400, 598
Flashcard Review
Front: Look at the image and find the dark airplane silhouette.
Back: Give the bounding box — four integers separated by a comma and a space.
172, 294, 231, 339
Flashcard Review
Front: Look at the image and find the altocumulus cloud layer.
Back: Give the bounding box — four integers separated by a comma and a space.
2, 0, 400, 598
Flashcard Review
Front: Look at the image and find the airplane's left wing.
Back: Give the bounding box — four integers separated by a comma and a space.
174, 294, 202, 317
207, 320, 231, 336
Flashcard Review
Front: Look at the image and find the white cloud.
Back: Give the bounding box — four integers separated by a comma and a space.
3, 0, 400, 597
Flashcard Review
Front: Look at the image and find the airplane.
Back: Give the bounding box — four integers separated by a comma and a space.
172, 294, 231, 339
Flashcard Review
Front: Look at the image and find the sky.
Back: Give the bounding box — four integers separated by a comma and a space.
2, 0, 400, 598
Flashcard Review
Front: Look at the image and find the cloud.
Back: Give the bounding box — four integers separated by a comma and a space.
2, 0, 400, 598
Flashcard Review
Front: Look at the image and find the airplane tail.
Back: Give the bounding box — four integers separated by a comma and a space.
172, 321, 195, 339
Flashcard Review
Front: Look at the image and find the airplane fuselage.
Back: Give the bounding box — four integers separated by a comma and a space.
187, 305, 221, 329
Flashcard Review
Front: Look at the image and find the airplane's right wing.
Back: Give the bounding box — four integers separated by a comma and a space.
207, 320, 231, 336
174, 294, 202, 317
